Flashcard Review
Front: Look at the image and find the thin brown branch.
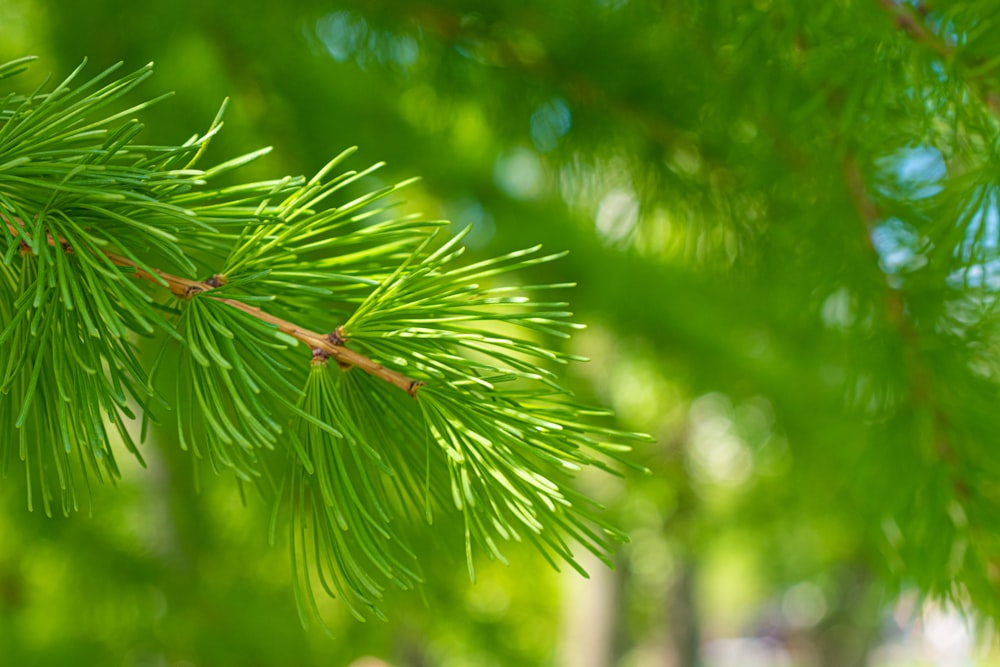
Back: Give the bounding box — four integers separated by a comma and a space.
842, 157, 961, 480
876, 0, 952, 60
876, 0, 1000, 118
213, 295, 423, 396
3, 215, 424, 398
102, 249, 207, 299
842, 157, 918, 332
842, 156, 881, 235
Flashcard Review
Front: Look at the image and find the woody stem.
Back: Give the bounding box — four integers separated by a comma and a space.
3, 215, 423, 397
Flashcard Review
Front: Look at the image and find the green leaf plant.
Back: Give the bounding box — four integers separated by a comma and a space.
0, 57, 649, 623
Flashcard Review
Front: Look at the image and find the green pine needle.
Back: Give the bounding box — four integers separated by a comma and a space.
0, 57, 646, 623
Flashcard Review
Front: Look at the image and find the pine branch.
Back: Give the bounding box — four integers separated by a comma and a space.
843, 156, 930, 384
877, 0, 951, 60
2, 213, 424, 396
876, 0, 1000, 117
841, 155, 984, 597
0, 57, 647, 622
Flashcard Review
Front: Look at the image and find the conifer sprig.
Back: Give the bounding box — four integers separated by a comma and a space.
0, 57, 649, 622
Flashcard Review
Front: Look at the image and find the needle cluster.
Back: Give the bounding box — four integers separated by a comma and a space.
0, 57, 647, 621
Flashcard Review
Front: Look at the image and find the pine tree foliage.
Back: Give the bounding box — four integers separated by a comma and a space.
0, 57, 647, 621
18, 1, 1000, 658
259, 0, 1000, 628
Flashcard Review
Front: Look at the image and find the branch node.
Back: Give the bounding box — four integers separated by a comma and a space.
206, 273, 227, 288
895, 13, 916, 32
326, 327, 353, 369
327, 327, 347, 346
311, 348, 330, 365
6, 212, 428, 397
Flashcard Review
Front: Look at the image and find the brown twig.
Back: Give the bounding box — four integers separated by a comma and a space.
876, 0, 952, 60
842, 157, 960, 483
876, 0, 1000, 118
3, 215, 424, 398
212, 294, 423, 397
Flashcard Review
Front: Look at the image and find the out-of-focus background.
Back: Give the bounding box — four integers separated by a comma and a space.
3, 1, 1000, 665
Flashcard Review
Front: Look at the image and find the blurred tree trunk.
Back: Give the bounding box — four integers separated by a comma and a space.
395, 633, 430, 667
661, 426, 703, 667
811, 566, 882, 667
558, 550, 620, 667
610, 427, 703, 667
663, 555, 702, 667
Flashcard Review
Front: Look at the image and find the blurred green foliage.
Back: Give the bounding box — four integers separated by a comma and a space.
7, 0, 1000, 665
